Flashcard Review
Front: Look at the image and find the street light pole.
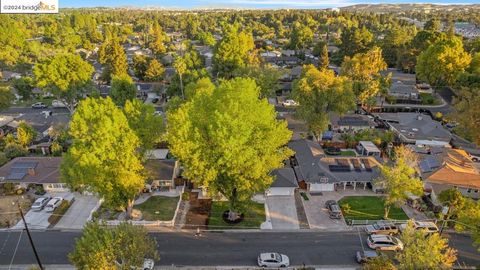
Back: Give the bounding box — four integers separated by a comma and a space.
16, 202, 44, 270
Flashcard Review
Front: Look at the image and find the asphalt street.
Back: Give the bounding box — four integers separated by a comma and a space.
0, 230, 478, 267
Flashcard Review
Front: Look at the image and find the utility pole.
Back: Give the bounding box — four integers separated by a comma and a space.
16, 202, 44, 270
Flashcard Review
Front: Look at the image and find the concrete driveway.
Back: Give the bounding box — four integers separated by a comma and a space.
303, 192, 349, 231
12, 209, 51, 230
54, 194, 100, 230
266, 196, 299, 230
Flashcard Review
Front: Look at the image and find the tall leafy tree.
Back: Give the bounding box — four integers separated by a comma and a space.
61, 97, 144, 216
33, 53, 94, 114
144, 59, 165, 82
233, 65, 282, 98
289, 21, 313, 50
341, 46, 388, 107
124, 99, 164, 154
110, 74, 137, 107
69, 222, 158, 269
397, 220, 457, 269
364, 256, 397, 270
167, 78, 292, 217
438, 188, 466, 221
12, 77, 33, 101
98, 36, 128, 82
375, 146, 423, 219
16, 122, 37, 147
340, 26, 373, 58
452, 85, 480, 144
213, 24, 257, 78
173, 56, 187, 99
133, 55, 149, 81
0, 86, 14, 111
167, 49, 209, 97
319, 44, 330, 70
292, 64, 355, 137
417, 37, 471, 88
455, 199, 480, 251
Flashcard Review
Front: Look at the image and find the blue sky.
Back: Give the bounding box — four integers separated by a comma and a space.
60, 0, 479, 8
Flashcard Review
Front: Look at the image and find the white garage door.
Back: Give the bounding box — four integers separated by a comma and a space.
266, 187, 295, 196
310, 183, 335, 192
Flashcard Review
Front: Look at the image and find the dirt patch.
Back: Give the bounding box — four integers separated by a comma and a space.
183, 191, 211, 230
0, 195, 34, 228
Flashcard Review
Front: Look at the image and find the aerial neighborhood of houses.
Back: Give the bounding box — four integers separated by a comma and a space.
0, 4, 480, 269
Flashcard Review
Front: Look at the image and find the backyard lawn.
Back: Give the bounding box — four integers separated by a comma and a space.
208, 201, 265, 229
133, 196, 179, 221
338, 196, 408, 222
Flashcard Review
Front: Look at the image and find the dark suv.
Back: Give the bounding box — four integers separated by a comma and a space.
325, 200, 342, 219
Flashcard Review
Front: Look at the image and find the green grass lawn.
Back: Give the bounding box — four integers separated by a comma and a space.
338, 196, 408, 222
208, 201, 265, 229
133, 196, 179, 221
339, 150, 357, 156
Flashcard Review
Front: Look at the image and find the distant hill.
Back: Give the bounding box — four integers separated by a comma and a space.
340, 4, 480, 13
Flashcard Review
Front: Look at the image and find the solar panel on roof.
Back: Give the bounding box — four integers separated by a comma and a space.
11, 161, 38, 169
7, 172, 26, 180
329, 165, 351, 172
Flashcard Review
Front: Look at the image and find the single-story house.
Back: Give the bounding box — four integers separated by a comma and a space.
389, 81, 420, 100
289, 139, 382, 192
144, 159, 180, 189
329, 114, 376, 132
420, 149, 480, 200
0, 157, 67, 192
373, 113, 451, 147
356, 141, 381, 157
266, 167, 298, 196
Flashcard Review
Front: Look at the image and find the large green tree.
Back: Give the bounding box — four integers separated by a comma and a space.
12, 77, 33, 101
213, 24, 257, 78
69, 222, 158, 269
110, 74, 137, 107
375, 146, 423, 219
16, 122, 37, 147
292, 64, 355, 137
233, 65, 282, 98
167, 78, 292, 217
61, 97, 144, 216
341, 46, 388, 107
33, 53, 94, 113
124, 99, 164, 154
0, 86, 14, 111
289, 21, 313, 50
98, 36, 128, 82
417, 37, 471, 88
396, 220, 457, 269
144, 59, 165, 82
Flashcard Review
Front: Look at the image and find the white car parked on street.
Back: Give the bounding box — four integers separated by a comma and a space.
282, 99, 298, 107
257, 252, 290, 268
367, 234, 404, 251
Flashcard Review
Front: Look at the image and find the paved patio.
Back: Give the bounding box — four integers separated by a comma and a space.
266, 195, 300, 229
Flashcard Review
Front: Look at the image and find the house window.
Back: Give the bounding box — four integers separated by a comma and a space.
467, 189, 472, 193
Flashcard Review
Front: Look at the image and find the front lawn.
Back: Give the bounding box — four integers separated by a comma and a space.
133, 196, 179, 221
339, 150, 357, 156
338, 196, 408, 222
208, 201, 265, 229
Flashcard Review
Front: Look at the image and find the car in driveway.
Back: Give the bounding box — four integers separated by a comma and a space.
365, 221, 399, 235
142, 258, 154, 270
45, 197, 63, 212
31, 196, 51, 211
355, 250, 379, 263
282, 99, 298, 107
257, 252, 290, 268
31, 102, 47, 109
325, 200, 342, 219
367, 234, 404, 251
399, 221, 439, 234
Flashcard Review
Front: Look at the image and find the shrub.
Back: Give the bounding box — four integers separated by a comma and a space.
0, 152, 8, 166
2, 182, 16, 194
4, 143, 28, 159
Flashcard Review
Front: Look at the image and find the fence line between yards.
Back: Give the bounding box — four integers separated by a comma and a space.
348, 218, 438, 226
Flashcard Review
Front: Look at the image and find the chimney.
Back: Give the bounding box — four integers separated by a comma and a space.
27, 167, 35, 176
